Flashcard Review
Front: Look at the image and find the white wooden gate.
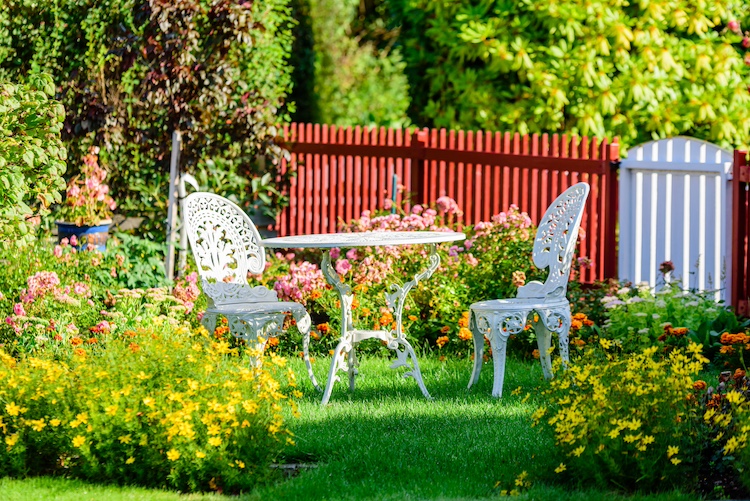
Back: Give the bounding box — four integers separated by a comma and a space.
619, 137, 733, 300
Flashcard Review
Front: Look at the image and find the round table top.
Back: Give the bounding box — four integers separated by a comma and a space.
262, 230, 466, 249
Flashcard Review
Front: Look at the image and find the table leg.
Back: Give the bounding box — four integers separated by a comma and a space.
384, 244, 441, 400
321, 252, 356, 405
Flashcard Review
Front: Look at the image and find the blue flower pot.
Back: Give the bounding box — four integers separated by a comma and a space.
56, 220, 112, 252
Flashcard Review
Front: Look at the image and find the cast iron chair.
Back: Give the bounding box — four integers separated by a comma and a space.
183, 192, 319, 390
468, 182, 590, 397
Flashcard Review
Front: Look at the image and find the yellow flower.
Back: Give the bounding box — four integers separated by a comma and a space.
118, 434, 132, 444
554, 463, 566, 473
196, 450, 206, 459
105, 405, 118, 416
30, 419, 46, 432
208, 437, 222, 447
166, 449, 180, 461
125, 457, 135, 464
236, 460, 245, 469
142, 397, 155, 407
50, 419, 61, 427
599, 338, 612, 349
667, 445, 679, 458
572, 445, 585, 457
5, 402, 23, 416
5, 433, 19, 447
670, 458, 682, 465
726, 390, 743, 405
72, 435, 86, 448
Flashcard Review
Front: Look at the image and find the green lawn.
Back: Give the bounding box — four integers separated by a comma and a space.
3, 354, 703, 500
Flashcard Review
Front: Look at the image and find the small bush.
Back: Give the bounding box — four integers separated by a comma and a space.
0, 73, 67, 247
532, 343, 710, 492
0, 319, 297, 493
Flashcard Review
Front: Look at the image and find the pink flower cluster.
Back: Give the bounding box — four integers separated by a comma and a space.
173, 272, 200, 313
274, 261, 327, 305
58, 146, 117, 226
436, 196, 462, 216
21, 271, 61, 303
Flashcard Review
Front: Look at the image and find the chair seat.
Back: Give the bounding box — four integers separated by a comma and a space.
470, 296, 569, 312
206, 301, 306, 316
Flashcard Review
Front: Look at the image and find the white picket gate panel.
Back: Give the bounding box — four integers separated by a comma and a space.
619, 137, 733, 300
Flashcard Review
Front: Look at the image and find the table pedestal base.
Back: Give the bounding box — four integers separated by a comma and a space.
318, 246, 440, 405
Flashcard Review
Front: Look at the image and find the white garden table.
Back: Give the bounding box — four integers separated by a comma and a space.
262, 230, 466, 405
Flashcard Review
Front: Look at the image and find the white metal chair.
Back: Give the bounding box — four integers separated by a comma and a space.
468, 182, 590, 397
183, 192, 319, 390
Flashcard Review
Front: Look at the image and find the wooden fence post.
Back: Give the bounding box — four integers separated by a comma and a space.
732, 150, 749, 316
409, 129, 427, 207
604, 139, 620, 280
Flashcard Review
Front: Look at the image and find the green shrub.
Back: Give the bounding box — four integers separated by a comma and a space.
600, 282, 748, 361
0, 73, 67, 247
388, 0, 750, 150
0, 0, 296, 236
0, 322, 297, 493
532, 343, 710, 492
291, 0, 411, 127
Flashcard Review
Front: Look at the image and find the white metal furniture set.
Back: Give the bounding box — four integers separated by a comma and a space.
183, 182, 590, 404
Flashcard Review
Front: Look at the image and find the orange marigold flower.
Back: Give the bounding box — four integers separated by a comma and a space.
571, 320, 583, 331
573, 339, 586, 347
532, 349, 540, 359
267, 337, 279, 347
317, 323, 330, 334
439, 355, 446, 362
584, 319, 594, 327
734, 369, 746, 380
458, 328, 472, 341
86, 337, 98, 344
672, 327, 689, 337
693, 380, 707, 391
73, 348, 86, 357
573, 313, 587, 321
123, 330, 137, 338
436, 336, 449, 348
720, 345, 736, 355
663, 324, 673, 335
440, 325, 450, 334
361, 308, 372, 317
408, 315, 418, 322
128, 343, 140, 353
310, 289, 322, 300
70, 337, 83, 346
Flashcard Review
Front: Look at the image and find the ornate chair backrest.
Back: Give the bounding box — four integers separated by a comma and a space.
184, 193, 267, 305
516, 182, 590, 300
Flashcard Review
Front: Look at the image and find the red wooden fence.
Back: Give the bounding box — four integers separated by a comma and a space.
278, 123, 620, 283
732, 150, 750, 316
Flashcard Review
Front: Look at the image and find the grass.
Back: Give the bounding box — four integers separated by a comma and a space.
245, 352, 702, 501
3, 353, 703, 500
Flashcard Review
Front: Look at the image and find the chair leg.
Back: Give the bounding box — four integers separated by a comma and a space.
201, 313, 217, 335
295, 310, 321, 393
533, 318, 554, 380
487, 326, 510, 398
348, 346, 358, 391
468, 310, 484, 390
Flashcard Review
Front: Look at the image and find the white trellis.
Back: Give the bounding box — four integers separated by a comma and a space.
618, 137, 733, 300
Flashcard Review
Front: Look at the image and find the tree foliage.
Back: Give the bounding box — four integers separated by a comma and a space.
291, 0, 411, 127
0, 74, 67, 247
388, 0, 750, 150
0, 0, 295, 236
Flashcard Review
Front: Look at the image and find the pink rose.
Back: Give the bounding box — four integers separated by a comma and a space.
13, 303, 26, 316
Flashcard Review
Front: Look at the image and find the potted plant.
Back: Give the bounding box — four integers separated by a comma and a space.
56, 146, 116, 251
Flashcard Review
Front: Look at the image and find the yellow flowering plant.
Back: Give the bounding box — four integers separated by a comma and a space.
0, 321, 299, 493
531, 342, 711, 492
